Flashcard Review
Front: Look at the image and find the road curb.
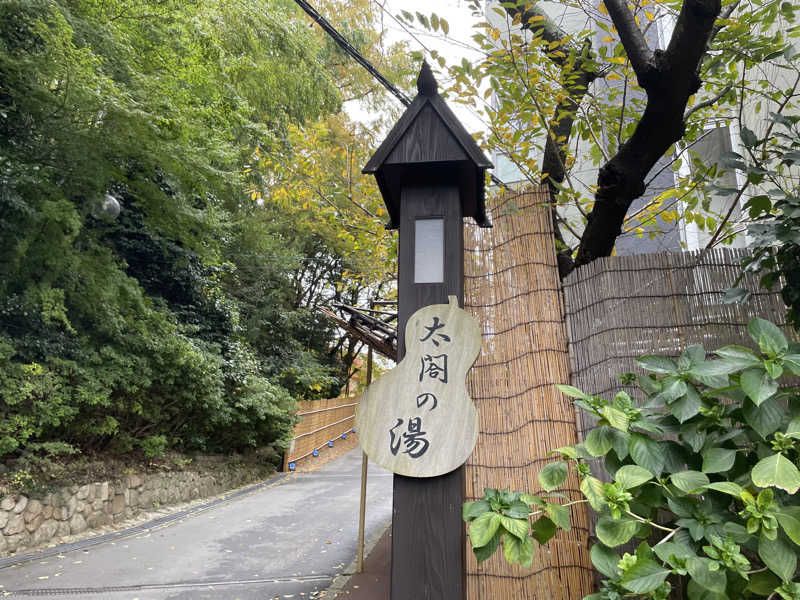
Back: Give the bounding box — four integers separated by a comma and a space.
324, 518, 391, 597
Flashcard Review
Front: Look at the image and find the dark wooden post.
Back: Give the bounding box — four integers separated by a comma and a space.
363, 62, 492, 600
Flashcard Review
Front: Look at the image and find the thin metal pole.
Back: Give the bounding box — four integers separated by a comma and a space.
356, 344, 373, 573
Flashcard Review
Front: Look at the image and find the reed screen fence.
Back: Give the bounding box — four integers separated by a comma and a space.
563, 249, 797, 445
283, 397, 357, 470
463, 188, 594, 600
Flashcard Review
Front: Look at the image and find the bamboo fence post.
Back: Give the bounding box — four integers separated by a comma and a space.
356, 344, 373, 573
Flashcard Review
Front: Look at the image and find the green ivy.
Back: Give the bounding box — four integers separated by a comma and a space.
466, 317, 800, 598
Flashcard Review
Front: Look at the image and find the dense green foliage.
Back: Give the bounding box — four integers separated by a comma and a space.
466, 318, 800, 598
0, 0, 401, 462
725, 113, 800, 330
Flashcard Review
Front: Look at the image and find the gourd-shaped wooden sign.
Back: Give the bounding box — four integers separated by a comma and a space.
356, 296, 481, 478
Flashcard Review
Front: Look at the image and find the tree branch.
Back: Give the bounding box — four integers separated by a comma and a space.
603, 0, 656, 83
574, 0, 722, 268
684, 84, 733, 120
505, 4, 571, 65
503, 5, 598, 274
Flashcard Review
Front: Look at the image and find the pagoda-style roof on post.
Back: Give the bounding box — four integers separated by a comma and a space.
363, 62, 494, 229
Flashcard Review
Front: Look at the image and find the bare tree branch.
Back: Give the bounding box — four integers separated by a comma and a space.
684, 84, 733, 120
603, 0, 656, 81
575, 0, 722, 267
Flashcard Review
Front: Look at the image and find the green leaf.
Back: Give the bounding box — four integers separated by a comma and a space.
658, 377, 688, 402
741, 126, 759, 148
629, 433, 665, 477
681, 421, 707, 453
723, 522, 751, 544
787, 416, 800, 438
748, 317, 788, 356
653, 541, 695, 565
538, 461, 568, 492
469, 511, 502, 547
610, 428, 630, 459
669, 384, 703, 423
590, 544, 622, 579
715, 345, 762, 370
670, 470, 710, 494
701, 447, 737, 473
551, 445, 578, 459
743, 396, 784, 439
722, 287, 752, 305
500, 514, 529, 540
619, 558, 671, 593
546, 503, 570, 531
784, 353, 800, 376
585, 426, 616, 457
556, 384, 591, 400
703, 481, 744, 497
752, 453, 800, 494
503, 533, 535, 567
580, 475, 607, 511
747, 571, 782, 596
686, 579, 726, 600
521, 493, 545, 507
636, 355, 678, 374
690, 359, 742, 378
662, 441, 688, 472
463, 500, 491, 522
473, 529, 500, 562
777, 507, 800, 546
596, 515, 639, 547
504, 500, 533, 519
740, 367, 779, 405
680, 345, 705, 370
687, 557, 727, 594
615, 465, 653, 489
600, 405, 629, 431
532, 516, 557, 545
758, 533, 797, 582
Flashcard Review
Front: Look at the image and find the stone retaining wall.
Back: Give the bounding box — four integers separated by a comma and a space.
0, 463, 273, 557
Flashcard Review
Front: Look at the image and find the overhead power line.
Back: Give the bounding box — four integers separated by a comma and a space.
294, 0, 412, 106
294, 0, 506, 188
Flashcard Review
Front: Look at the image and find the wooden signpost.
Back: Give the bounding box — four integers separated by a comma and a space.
360, 62, 493, 600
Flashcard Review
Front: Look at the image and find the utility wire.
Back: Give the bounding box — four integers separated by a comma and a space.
294, 0, 412, 106
295, 0, 507, 188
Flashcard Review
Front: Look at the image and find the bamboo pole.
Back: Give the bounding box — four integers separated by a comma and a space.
356, 344, 374, 573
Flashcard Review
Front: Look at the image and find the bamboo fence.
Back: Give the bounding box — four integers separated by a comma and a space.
463, 187, 594, 600
563, 249, 797, 444
283, 397, 357, 470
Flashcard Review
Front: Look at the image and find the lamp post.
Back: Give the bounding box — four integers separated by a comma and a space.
362, 62, 492, 600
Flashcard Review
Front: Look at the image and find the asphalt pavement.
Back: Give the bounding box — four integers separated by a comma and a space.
0, 449, 393, 600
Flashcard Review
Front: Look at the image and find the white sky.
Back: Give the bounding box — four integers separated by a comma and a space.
344, 0, 487, 133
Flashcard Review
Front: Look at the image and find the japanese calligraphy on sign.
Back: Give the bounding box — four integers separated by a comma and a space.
355, 296, 481, 478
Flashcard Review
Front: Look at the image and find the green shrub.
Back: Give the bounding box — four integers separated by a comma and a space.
465, 317, 800, 599
139, 435, 169, 458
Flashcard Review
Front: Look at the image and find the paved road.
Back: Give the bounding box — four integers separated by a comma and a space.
0, 449, 393, 599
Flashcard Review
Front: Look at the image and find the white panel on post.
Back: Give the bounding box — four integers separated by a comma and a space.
414, 218, 444, 284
